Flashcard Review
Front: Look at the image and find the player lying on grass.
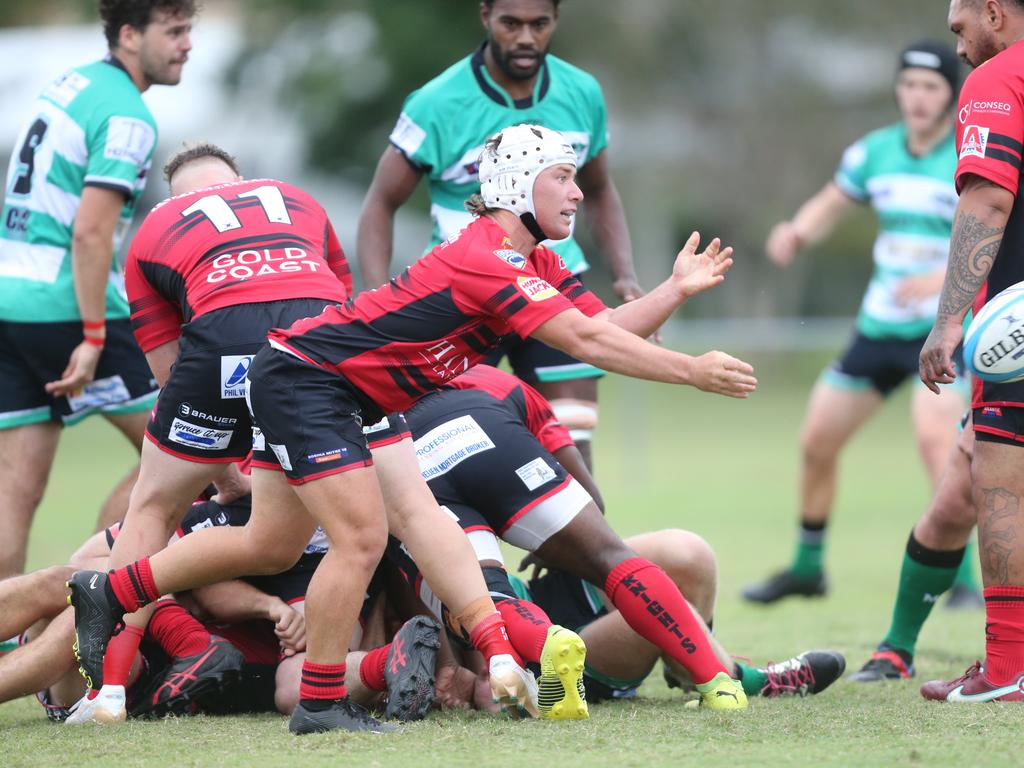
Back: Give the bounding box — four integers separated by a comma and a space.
0, 495, 442, 724
385, 365, 845, 711
69, 124, 757, 734
849, 416, 978, 684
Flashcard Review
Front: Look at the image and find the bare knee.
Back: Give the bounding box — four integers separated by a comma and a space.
629, 530, 717, 596
243, 528, 305, 576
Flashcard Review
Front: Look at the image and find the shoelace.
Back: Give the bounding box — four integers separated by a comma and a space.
950, 661, 984, 685
760, 657, 816, 698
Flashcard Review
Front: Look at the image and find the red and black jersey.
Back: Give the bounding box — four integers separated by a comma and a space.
954, 42, 1024, 408
125, 178, 351, 353
443, 365, 573, 454
270, 216, 607, 413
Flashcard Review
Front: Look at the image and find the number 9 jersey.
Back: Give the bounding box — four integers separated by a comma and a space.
124, 178, 352, 353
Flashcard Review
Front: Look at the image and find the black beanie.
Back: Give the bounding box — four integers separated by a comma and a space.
899, 39, 961, 96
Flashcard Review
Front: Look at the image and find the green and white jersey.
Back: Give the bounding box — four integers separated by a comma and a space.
834, 122, 958, 340
0, 57, 157, 323
389, 44, 608, 274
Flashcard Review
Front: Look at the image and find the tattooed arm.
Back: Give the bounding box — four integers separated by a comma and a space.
919, 175, 1016, 393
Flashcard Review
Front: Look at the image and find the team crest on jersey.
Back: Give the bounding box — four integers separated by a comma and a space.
494, 249, 527, 269
960, 125, 990, 160
516, 275, 559, 302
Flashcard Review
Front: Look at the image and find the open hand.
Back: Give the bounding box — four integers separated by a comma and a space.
692, 351, 757, 398
673, 231, 734, 299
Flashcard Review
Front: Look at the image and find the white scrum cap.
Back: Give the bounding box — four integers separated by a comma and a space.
478, 124, 577, 220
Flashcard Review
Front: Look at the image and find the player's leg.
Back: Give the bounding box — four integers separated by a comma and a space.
921, 414, 1024, 701
0, 565, 76, 641
911, 386, 982, 607
370, 436, 537, 717
0, 423, 60, 578
742, 374, 882, 604
537, 379, 599, 471
533, 504, 746, 708
0, 608, 80, 708
95, 407, 150, 533
850, 423, 976, 682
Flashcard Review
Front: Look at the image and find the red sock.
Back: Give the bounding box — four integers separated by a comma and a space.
108, 558, 160, 613
984, 585, 1024, 685
358, 645, 390, 692
604, 557, 729, 685
496, 599, 552, 664
468, 613, 523, 667
300, 660, 347, 701
147, 601, 211, 658
102, 625, 144, 688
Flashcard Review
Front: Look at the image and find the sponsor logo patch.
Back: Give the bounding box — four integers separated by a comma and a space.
516, 275, 559, 302
252, 427, 266, 451
960, 125, 990, 160
362, 416, 392, 435
515, 457, 557, 491
493, 249, 527, 269
220, 355, 253, 398
414, 415, 495, 480
305, 448, 348, 464
269, 442, 292, 471
178, 402, 238, 425
168, 418, 232, 451
66, 375, 131, 413
103, 116, 155, 165
981, 406, 1004, 418
44, 70, 91, 108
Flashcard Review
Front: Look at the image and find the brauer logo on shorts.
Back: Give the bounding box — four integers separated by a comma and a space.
220, 355, 253, 399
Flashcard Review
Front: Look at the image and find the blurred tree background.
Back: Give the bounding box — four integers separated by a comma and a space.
3, 0, 957, 324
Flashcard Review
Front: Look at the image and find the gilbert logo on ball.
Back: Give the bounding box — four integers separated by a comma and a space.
964, 280, 1024, 383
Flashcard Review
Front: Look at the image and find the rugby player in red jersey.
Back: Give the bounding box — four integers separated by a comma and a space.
389, 366, 843, 712
918, 0, 1024, 701
70, 124, 758, 731
65, 143, 356, 723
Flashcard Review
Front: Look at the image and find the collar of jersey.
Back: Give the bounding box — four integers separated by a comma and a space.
103, 52, 131, 77
471, 41, 551, 109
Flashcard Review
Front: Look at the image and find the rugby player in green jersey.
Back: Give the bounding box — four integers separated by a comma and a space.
0, 1, 195, 577
358, 0, 642, 469
743, 41, 980, 606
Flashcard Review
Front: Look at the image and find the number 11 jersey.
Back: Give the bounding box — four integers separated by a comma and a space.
124, 178, 351, 352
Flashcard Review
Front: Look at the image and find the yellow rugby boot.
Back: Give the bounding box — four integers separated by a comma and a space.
692, 672, 748, 710
537, 625, 589, 720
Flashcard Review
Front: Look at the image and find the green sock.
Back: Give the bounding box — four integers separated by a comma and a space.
881, 531, 963, 657
734, 662, 767, 696
951, 539, 979, 589
790, 521, 825, 578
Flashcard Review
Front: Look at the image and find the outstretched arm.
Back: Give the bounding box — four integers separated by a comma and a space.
532, 308, 756, 398
919, 176, 1015, 392
595, 231, 733, 339
356, 148, 423, 290
766, 181, 856, 267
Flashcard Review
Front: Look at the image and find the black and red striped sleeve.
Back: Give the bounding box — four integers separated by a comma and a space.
324, 218, 352, 297
124, 238, 183, 352
535, 245, 607, 317
955, 68, 1024, 196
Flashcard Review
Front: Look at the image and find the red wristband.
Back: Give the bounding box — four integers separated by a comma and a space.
82, 320, 106, 331
84, 335, 105, 348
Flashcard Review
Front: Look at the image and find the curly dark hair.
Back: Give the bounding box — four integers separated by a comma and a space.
99, 1, 198, 48
163, 142, 240, 182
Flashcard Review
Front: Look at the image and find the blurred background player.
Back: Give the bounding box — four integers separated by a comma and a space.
0, 0, 195, 578
850, 417, 977, 682
357, 0, 642, 469
743, 41, 976, 605
918, 0, 1024, 703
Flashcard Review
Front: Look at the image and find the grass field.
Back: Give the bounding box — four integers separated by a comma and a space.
2, 348, 1019, 767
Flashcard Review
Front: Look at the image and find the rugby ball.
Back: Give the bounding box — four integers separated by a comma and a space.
964, 280, 1024, 382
